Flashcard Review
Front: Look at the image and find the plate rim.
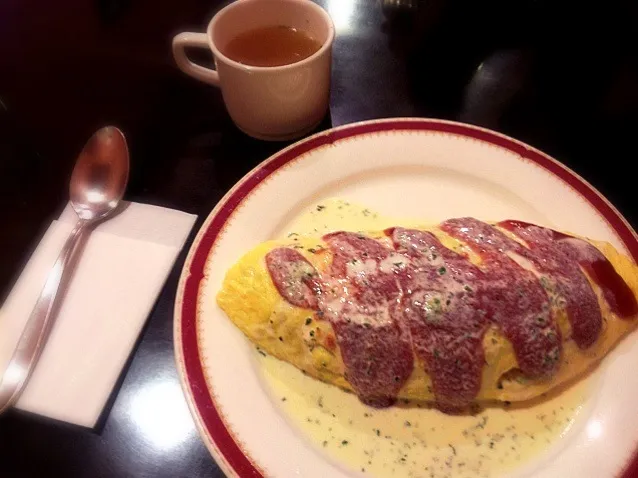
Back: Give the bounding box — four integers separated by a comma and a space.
173, 117, 638, 478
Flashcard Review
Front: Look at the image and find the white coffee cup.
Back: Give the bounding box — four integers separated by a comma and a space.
172, 0, 335, 141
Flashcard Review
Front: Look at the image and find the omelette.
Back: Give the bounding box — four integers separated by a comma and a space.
217, 217, 638, 409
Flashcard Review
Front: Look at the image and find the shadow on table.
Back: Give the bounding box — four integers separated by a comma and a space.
124, 74, 334, 221
381, 0, 638, 227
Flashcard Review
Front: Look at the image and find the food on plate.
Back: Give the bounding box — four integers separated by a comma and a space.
217, 217, 638, 410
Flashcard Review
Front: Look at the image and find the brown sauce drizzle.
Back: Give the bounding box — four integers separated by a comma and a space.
265, 219, 635, 408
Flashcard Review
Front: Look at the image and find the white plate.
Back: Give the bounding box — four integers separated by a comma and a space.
174, 118, 638, 478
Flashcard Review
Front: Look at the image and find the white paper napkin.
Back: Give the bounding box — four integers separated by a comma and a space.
0, 202, 197, 427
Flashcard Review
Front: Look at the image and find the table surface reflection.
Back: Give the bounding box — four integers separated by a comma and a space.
1, 0, 637, 476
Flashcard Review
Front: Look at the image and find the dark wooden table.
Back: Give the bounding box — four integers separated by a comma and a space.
1, 0, 637, 476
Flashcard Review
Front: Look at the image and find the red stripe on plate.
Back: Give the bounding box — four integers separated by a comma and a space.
179, 119, 638, 478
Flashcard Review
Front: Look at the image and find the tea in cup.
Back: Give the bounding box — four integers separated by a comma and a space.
172, 0, 335, 141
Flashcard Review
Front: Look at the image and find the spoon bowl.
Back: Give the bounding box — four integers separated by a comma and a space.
70, 126, 129, 222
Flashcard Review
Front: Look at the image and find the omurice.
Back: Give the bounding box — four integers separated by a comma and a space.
217, 217, 638, 410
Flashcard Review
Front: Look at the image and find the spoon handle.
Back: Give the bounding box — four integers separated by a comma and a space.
0, 220, 89, 414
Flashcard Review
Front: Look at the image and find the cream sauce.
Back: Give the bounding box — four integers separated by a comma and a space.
257, 198, 592, 478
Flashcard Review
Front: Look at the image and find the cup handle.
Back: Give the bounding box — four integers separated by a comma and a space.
172, 32, 220, 87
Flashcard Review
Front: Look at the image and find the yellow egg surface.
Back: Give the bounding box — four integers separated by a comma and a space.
216, 227, 638, 404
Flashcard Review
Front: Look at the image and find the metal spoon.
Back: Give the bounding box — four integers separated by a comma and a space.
0, 126, 129, 414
